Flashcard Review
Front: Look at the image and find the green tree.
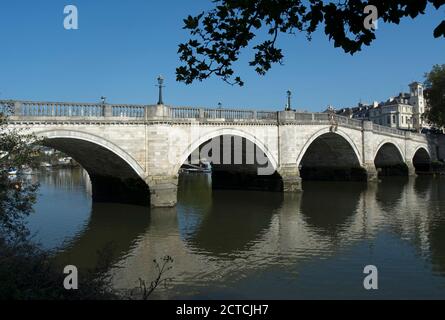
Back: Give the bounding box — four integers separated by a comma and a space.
0, 101, 40, 242
424, 64, 445, 128
177, 0, 445, 86
0, 103, 174, 300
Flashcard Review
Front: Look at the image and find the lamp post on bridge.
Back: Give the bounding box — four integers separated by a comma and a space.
157, 75, 165, 105
218, 102, 222, 118
285, 90, 292, 111
100, 96, 112, 117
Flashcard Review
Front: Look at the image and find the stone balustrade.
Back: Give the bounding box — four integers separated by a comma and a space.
0, 99, 425, 138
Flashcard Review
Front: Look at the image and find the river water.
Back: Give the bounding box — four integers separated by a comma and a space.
26, 168, 445, 299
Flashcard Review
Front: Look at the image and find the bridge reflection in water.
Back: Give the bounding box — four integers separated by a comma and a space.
29, 169, 445, 299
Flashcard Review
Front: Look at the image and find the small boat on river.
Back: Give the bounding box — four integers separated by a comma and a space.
7, 167, 18, 175
180, 161, 212, 174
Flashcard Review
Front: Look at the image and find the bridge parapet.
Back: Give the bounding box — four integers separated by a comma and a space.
167, 106, 277, 121
372, 123, 407, 137
0, 99, 150, 119
0, 99, 426, 139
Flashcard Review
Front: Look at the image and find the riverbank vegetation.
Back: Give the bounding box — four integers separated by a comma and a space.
0, 239, 118, 300
0, 103, 111, 300
425, 64, 445, 128
0, 104, 172, 300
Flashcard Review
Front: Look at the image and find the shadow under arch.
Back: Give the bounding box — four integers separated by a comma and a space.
413, 147, 432, 173
36, 130, 150, 206
182, 190, 283, 257
300, 181, 365, 239
299, 132, 366, 181
54, 202, 151, 270
414, 175, 433, 197
178, 134, 283, 192
374, 142, 408, 177
175, 128, 278, 174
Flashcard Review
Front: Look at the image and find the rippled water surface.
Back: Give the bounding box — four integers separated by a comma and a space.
27, 168, 445, 299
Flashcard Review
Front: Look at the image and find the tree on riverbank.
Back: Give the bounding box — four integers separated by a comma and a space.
424, 64, 445, 128
177, 0, 445, 86
0, 101, 39, 241
0, 103, 116, 300
0, 103, 173, 299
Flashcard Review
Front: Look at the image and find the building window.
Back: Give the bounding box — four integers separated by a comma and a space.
392, 115, 396, 124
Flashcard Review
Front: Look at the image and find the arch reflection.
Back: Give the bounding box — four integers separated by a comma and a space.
414, 176, 433, 198
183, 190, 283, 257
375, 177, 409, 212
300, 181, 365, 239
55, 202, 151, 270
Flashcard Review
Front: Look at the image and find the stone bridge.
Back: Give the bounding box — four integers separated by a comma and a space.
0, 100, 438, 207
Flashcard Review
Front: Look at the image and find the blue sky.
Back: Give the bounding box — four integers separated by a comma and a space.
0, 1, 444, 111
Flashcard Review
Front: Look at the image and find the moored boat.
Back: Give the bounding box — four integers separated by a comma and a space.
180, 160, 212, 174
7, 167, 18, 175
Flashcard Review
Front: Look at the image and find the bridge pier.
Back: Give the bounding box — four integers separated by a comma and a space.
147, 175, 178, 208
406, 161, 417, 176
279, 165, 302, 192
363, 162, 378, 182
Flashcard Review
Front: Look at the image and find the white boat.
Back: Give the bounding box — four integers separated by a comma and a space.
200, 161, 212, 173
180, 161, 212, 173
7, 167, 18, 175
58, 157, 72, 165
40, 162, 52, 168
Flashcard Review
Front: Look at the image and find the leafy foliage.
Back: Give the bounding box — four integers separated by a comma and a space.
130, 255, 174, 300
425, 64, 445, 127
177, 0, 445, 86
0, 239, 119, 300
0, 103, 174, 300
0, 102, 41, 241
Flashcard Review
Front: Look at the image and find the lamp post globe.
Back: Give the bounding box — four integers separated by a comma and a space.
157, 75, 165, 105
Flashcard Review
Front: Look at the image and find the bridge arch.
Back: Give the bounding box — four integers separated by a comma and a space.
374, 142, 408, 177
174, 128, 278, 175
374, 140, 405, 162
297, 129, 366, 181
34, 129, 150, 205
36, 130, 146, 178
175, 128, 282, 192
297, 128, 362, 167
412, 146, 432, 173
